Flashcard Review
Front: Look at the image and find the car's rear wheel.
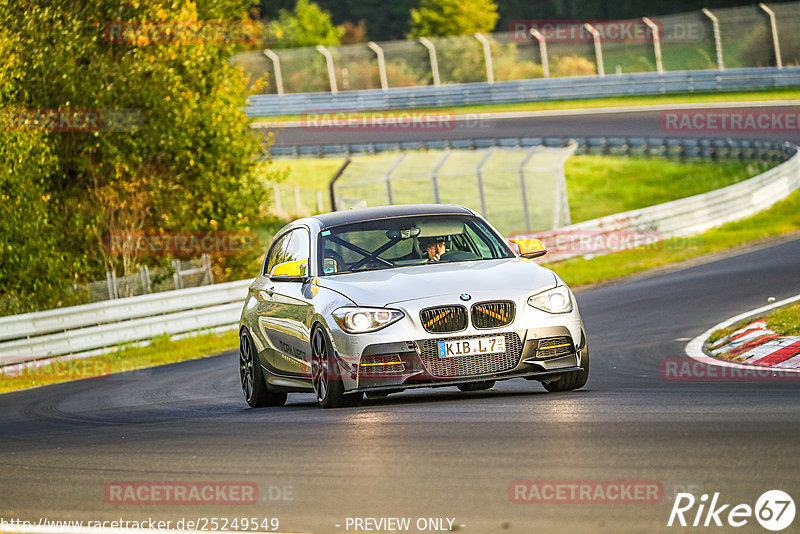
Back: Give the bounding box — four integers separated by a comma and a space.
542, 350, 590, 392
311, 327, 362, 408
457, 381, 495, 392
240, 329, 287, 408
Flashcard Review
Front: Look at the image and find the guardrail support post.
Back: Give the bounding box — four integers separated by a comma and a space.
702, 8, 724, 71
367, 41, 389, 90
528, 28, 549, 78
476, 148, 494, 218
419, 38, 441, 86
262, 49, 284, 95
583, 23, 605, 77
315, 45, 339, 94
642, 17, 664, 74
431, 149, 452, 204
759, 3, 782, 69
474, 33, 494, 84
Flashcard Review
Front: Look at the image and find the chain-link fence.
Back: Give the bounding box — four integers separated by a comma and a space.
74, 254, 214, 303
331, 145, 576, 236
237, 2, 800, 95
267, 181, 328, 219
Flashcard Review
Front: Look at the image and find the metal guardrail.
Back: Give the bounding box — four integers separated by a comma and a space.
0, 280, 252, 367
247, 67, 800, 117
524, 143, 800, 260
268, 136, 791, 160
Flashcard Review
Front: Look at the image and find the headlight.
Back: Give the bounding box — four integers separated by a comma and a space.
528, 286, 573, 314
332, 307, 404, 333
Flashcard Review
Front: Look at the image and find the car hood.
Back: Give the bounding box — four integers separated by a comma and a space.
317, 258, 558, 307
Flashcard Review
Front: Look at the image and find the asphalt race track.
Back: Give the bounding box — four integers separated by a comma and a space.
2, 237, 799, 533
267, 104, 800, 147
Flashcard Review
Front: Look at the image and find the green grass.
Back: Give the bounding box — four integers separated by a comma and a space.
0, 330, 238, 394
251, 88, 800, 123
766, 302, 800, 336
547, 188, 800, 288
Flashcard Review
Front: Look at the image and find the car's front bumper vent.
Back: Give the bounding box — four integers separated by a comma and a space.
359, 354, 405, 376
471, 301, 515, 329
536, 336, 575, 359
420, 305, 468, 333
418, 332, 522, 378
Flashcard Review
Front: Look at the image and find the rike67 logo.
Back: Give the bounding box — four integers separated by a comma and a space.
668, 490, 795, 531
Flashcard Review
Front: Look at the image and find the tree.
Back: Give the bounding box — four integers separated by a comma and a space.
1, 0, 272, 312
267, 0, 344, 48
408, 0, 499, 38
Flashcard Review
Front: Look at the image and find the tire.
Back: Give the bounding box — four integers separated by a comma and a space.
239, 329, 287, 408
542, 349, 590, 392
457, 381, 495, 392
311, 326, 362, 408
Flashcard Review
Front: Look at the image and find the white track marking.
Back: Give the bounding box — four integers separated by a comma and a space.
684, 293, 800, 372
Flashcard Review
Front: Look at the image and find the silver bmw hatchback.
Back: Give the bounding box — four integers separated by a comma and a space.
239, 204, 589, 408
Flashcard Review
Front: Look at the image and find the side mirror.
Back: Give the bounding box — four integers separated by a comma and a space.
510, 238, 547, 259
270, 259, 309, 281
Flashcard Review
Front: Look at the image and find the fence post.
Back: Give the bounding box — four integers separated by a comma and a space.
528, 28, 549, 78
273, 183, 282, 213
328, 157, 352, 211
702, 8, 724, 71
315, 45, 339, 94
262, 49, 285, 95
367, 41, 389, 90
474, 33, 494, 84
759, 3, 782, 69
419, 38, 441, 86
294, 185, 302, 215
553, 141, 578, 228
316, 190, 325, 213
106, 271, 118, 299
518, 148, 537, 232
476, 148, 494, 218
642, 17, 663, 74
384, 153, 407, 205
139, 265, 152, 294
583, 23, 605, 77
202, 253, 214, 285
172, 259, 183, 290
431, 150, 452, 204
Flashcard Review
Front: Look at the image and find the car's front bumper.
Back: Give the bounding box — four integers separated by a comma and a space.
339, 325, 587, 393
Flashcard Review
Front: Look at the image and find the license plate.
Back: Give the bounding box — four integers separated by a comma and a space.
438, 336, 505, 358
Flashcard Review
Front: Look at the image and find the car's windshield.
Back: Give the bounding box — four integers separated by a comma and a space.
317, 215, 513, 275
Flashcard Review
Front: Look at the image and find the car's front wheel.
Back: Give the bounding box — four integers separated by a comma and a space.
311, 326, 362, 408
542, 349, 590, 392
240, 329, 287, 408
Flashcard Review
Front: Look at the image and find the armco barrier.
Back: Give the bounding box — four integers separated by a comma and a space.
523, 143, 800, 260
0, 279, 252, 367
247, 67, 800, 117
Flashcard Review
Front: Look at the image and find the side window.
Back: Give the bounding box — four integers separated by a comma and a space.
266, 228, 310, 277
264, 233, 290, 276
283, 229, 310, 275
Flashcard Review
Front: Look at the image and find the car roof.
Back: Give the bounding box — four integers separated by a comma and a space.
311, 204, 475, 229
